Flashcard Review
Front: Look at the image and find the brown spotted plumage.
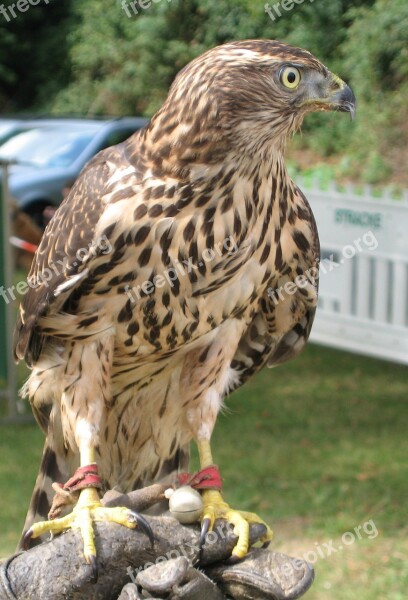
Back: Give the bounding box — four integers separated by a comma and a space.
14, 40, 355, 559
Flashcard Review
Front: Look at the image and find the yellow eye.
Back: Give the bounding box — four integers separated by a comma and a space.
280, 66, 301, 89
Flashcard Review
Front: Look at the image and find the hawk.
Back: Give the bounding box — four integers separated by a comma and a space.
14, 40, 355, 568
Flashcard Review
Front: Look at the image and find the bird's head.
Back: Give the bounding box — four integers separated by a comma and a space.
147, 40, 356, 171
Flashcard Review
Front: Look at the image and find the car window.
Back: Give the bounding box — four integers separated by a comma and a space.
0, 123, 17, 138
0, 123, 24, 146
99, 128, 139, 150
0, 126, 102, 167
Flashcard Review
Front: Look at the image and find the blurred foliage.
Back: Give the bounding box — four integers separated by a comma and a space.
342, 0, 408, 183
0, 0, 74, 112
0, 0, 407, 184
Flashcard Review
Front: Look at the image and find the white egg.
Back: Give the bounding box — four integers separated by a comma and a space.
168, 486, 204, 524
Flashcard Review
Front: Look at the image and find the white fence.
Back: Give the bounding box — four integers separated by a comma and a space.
301, 179, 408, 365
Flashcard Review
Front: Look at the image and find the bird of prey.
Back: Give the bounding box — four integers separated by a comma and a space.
14, 40, 355, 567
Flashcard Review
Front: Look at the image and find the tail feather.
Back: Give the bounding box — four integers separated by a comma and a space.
19, 441, 73, 550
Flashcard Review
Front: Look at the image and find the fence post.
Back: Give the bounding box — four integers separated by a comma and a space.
0, 160, 18, 420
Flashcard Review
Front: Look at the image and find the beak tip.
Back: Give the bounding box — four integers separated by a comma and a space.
338, 83, 356, 120
340, 84, 356, 121
348, 103, 356, 121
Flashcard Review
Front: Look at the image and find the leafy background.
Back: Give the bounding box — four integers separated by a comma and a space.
1, 3, 407, 598
0, 0, 407, 186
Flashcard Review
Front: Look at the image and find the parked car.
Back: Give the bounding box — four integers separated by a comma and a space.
0, 115, 52, 145
0, 117, 148, 225
0, 118, 27, 146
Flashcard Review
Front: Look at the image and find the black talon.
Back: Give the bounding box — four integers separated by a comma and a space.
262, 540, 271, 549
22, 528, 33, 550
199, 517, 211, 549
131, 511, 155, 547
225, 553, 243, 565
89, 554, 98, 583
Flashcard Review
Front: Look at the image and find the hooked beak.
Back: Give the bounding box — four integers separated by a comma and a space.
328, 79, 356, 120
300, 74, 356, 120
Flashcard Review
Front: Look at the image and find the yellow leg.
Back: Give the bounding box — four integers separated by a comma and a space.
197, 438, 214, 467
197, 439, 273, 559
80, 444, 96, 467
24, 445, 153, 568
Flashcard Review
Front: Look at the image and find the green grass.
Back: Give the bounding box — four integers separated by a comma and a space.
0, 423, 43, 554
1, 343, 407, 599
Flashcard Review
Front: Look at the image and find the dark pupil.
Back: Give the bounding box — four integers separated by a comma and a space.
287, 71, 296, 83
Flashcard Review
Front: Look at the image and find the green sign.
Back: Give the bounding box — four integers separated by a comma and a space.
335, 208, 382, 229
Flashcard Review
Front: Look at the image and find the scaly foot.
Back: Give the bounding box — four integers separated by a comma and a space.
199, 489, 273, 560
23, 487, 154, 570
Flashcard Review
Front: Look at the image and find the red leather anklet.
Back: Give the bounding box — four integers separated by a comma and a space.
177, 464, 223, 491
49, 463, 103, 519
